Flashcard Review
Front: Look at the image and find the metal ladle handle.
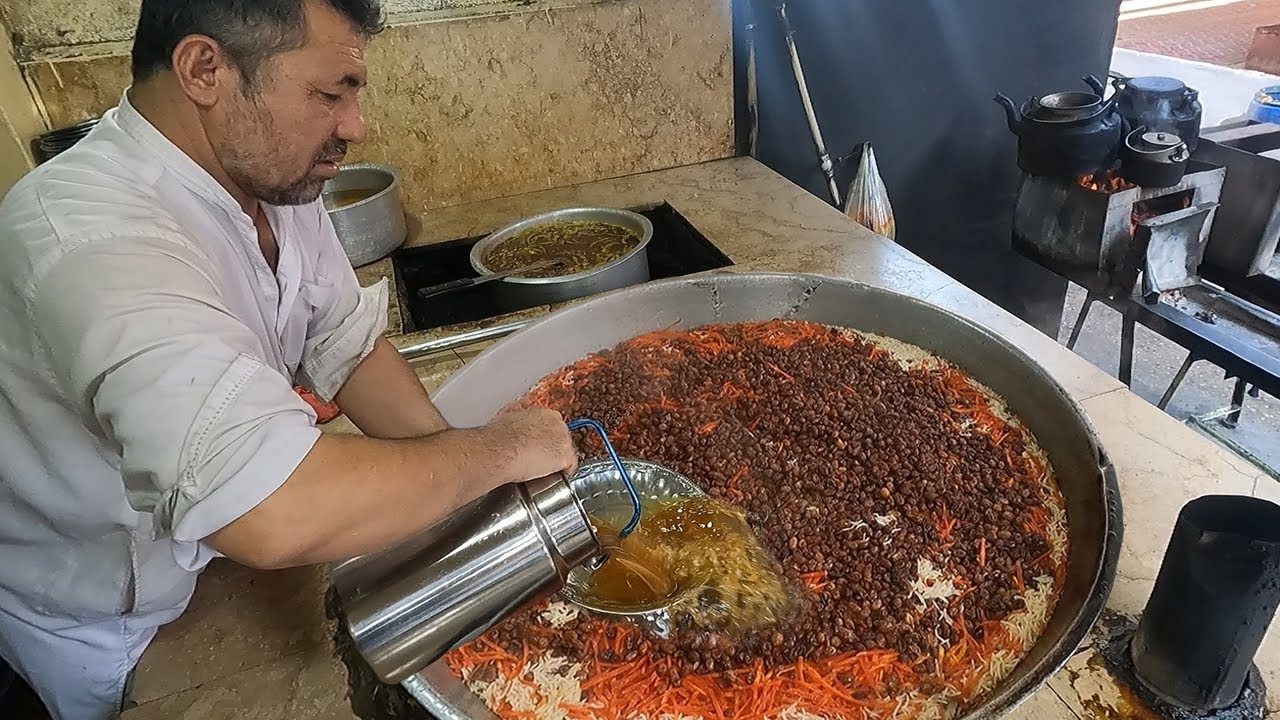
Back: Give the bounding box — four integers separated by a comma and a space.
567, 418, 642, 537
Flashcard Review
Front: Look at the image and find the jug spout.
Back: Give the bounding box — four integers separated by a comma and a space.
993, 93, 1022, 134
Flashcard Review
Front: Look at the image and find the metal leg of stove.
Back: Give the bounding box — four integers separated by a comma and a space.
1222, 378, 1248, 429
1066, 293, 1097, 350
1159, 353, 1198, 410
1119, 312, 1136, 387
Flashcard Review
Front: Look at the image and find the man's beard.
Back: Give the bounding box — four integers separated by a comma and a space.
218, 90, 348, 206
237, 139, 348, 206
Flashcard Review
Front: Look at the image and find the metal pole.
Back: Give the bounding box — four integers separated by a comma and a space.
1066, 294, 1097, 350
397, 319, 533, 361
1119, 312, 1136, 387
776, 0, 842, 208
1159, 353, 1196, 410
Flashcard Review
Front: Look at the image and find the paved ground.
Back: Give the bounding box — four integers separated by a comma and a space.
1116, 0, 1280, 68
1059, 283, 1280, 476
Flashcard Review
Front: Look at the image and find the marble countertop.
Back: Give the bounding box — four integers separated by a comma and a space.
120, 157, 1280, 720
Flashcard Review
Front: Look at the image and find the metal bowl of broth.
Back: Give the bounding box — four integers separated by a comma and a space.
470, 207, 654, 310
322, 163, 408, 267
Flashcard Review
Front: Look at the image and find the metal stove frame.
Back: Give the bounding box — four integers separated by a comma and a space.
1012, 161, 1225, 289
1012, 150, 1280, 480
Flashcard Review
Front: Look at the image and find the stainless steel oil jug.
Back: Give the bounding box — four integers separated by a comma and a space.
330, 418, 640, 684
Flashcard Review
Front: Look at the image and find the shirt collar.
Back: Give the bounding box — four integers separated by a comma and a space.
114, 89, 254, 227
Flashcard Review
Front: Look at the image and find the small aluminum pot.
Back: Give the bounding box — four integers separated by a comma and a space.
469, 207, 654, 311
324, 163, 408, 267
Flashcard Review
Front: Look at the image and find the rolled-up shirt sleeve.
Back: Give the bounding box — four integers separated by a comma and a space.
33, 234, 322, 552
295, 206, 389, 403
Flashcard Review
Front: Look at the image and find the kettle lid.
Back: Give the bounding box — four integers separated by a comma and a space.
1127, 76, 1187, 96
1136, 131, 1183, 151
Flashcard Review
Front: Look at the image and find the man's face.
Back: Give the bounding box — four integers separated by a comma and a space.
208, 1, 369, 206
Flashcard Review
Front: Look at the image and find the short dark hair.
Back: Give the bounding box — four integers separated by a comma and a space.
131, 0, 384, 84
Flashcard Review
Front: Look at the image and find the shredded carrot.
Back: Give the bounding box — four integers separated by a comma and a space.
935, 505, 957, 543
1023, 506, 1050, 537
799, 570, 830, 593
978, 538, 986, 569
698, 419, 721, 435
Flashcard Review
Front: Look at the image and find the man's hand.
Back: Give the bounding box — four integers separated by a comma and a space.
493, 408, 579, 480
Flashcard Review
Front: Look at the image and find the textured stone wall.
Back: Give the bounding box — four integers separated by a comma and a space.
2, 0, 734, 211
1, 0, 610, 53
0, 19, 46, 196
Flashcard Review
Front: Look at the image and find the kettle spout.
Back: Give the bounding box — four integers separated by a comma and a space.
993, 93, 1021, 133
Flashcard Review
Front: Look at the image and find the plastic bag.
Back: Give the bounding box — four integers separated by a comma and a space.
843, 143, 896, 241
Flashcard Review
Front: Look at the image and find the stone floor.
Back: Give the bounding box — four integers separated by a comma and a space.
1115, 0, 1280, 68
1058, 282, 1280, 477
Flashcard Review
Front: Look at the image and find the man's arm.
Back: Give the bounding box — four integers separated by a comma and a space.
334, 337, 450, 439
206, 407, 575, 569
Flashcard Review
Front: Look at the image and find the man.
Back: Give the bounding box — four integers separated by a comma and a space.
0, 1, 578, 717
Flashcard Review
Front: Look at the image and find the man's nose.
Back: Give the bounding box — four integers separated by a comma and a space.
337, 102, 368, 145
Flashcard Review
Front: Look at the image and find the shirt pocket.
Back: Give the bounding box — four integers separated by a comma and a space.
284, 279, 335, 377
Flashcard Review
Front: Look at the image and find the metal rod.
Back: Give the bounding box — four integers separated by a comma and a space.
1159, 353, 1197, 410
1119, 313, 1136, 387
1223, 377, 1248, 429
776, 0, 841, 208
1066, 294, 1097, 350
397, 319, 533, 360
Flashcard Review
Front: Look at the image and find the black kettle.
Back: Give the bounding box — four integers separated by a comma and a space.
1120, 127, 1190, 188
1111, 73, 1203, 152
994, 75, 1125, 179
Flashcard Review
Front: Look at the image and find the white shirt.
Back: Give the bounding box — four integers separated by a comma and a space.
0, 93, 387, 719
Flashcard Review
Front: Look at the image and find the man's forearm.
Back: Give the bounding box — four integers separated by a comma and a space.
334, 337, 450, 439
208, 424, 540, 568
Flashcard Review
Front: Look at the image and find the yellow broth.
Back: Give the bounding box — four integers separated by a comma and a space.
483, 220, 642, 278
584, 497, 793, 634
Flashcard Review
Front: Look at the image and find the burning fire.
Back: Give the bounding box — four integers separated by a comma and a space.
1077, 170, 1136, 193
1131, 191, 1193, 236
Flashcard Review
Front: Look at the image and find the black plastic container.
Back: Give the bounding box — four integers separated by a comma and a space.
1131, 495, 1280, 710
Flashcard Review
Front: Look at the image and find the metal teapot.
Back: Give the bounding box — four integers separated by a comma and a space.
1111, 73, 1202, 153
330, 418, 642, 684
994, 74, 1125, 178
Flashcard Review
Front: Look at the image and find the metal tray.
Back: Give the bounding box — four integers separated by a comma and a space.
410, 272, 1124, 720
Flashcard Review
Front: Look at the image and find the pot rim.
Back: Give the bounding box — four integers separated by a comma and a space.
1037, 91, 1102, 113
323, 162, 400, 214
1123, 128, 1187, 160
1020, 96, 1112, 125
469, 207, 655, 286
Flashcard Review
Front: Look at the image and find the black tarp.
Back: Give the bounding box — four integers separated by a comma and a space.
737, 0, 1122, 335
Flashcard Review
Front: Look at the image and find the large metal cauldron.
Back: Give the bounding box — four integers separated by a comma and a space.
407, 272, 1123, 719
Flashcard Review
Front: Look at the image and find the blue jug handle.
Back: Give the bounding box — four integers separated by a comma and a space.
567, 418, 643, 537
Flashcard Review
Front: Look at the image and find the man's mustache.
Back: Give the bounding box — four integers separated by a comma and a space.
316, 140, 348, 164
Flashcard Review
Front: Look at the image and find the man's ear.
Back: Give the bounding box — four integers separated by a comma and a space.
171, 34, 240, 108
